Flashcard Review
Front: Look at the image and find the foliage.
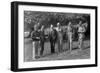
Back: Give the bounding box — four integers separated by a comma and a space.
24, 11, 90, 32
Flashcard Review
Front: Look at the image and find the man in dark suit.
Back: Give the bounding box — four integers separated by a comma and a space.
40, 25, 45, 56
49, 24, 57, 54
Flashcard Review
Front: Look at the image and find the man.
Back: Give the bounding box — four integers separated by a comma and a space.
56, 22, 63, 52
49, 24, 57, 54
67, 22, 73, 52
31, 24, 40, 59
78, 21, 86, 50
40, 25, 45, 56
37, 23, 41, 29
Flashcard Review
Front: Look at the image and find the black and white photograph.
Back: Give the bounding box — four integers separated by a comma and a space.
24, 11, 90, 62
11, 1, 97, 71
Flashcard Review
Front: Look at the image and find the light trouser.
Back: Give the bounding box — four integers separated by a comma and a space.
68, 33, 72, 52
32, 41, 39, 60
78, 33, 84, 50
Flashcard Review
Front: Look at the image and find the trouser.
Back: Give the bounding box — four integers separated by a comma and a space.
68, 33, 72, 51
78, 33, 84, 50
57, 39, 63, 52
50, 40, 56, 53
32, 41, 39, 59
40, 41, 44, 56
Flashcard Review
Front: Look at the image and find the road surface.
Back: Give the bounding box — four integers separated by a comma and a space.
24, 38, 90, 62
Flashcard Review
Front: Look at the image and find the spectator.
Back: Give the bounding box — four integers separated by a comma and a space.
56, 22, 63, 52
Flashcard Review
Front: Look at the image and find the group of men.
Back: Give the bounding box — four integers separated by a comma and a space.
31, 21, 87, 59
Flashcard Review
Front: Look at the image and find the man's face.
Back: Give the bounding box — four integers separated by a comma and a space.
68, 22, 71, 26
34, 25, 37, 31
79, 21, 82, 25
50, 25, 53, 29
57, 23, 60, 27
41, 26, 44, 31
37, 23, 40, 26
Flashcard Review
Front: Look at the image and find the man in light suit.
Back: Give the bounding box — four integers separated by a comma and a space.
56, 22, 63, 52
78, 21, 87, 50
67, 22, 73, 52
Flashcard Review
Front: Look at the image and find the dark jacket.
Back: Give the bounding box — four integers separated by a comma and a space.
49, 29, 57, 42
40, 30, 45, 42
31, 30, 40, 41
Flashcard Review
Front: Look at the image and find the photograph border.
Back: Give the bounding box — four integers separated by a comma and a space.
11, 1, 98, 72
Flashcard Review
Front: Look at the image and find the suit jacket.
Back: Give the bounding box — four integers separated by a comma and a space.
49, 28, 57, 42
40, 30, 45, 42
78, 25, 85, 33
31, 30, 40, 41
56, 27, 63, 41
